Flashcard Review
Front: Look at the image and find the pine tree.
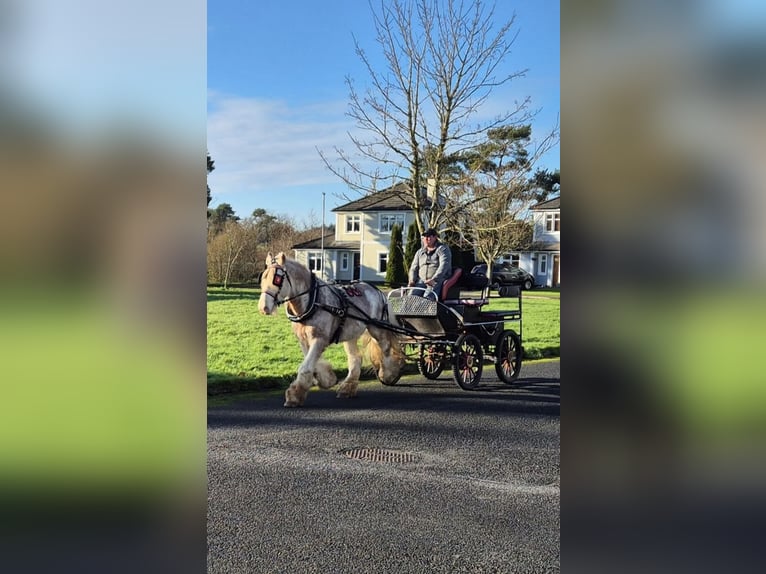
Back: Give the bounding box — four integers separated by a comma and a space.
404, 222, 420, 271
386, 224, 407, 286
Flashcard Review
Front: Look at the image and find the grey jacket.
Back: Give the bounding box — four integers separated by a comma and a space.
408, 242, 452, 288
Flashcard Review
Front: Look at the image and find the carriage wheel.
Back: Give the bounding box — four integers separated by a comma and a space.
417, 344, 446, 380
452, 334, 483, 390
495, 330, 522, 384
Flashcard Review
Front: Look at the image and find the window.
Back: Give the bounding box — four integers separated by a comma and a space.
501, 254, 520, 267
346, 215, 360, 233
539, 254, 548, 274
545, 213, 560, 232
340, 252, 349, 271
379, 213, 405, 233
378, 253, 388, 273
308, 252, 322, 272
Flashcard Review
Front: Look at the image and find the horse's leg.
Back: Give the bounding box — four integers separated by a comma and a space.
301, 337, 337, 389
292, 324, 336, 390
285, 336, 328, 407
366, 326, 402, 385
336, 339, 362, 399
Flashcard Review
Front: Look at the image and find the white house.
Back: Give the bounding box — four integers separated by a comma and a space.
494, 196, 560, 288
525, 196, 560, 287
292, 183, 421, 283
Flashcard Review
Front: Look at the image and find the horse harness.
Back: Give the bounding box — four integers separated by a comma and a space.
265, 260, 388, 344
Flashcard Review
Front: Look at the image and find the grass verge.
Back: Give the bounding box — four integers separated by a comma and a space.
207, 286, 559, 394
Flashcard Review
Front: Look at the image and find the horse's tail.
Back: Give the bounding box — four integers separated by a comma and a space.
360, 328, 405, 372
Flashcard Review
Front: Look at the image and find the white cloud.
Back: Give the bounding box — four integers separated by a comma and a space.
207, 93, 354, 195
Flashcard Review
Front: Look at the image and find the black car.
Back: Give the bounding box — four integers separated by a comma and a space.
461, 263, 536, 291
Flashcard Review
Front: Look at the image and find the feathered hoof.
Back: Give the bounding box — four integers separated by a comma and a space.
336, 381, 358, 399
284, 385, 307, 407
315, 370, 338, 389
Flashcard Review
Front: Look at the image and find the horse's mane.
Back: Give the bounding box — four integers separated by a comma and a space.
282, 257, 316, 286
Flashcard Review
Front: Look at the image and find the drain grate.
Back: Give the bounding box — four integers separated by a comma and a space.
341, 447, 417, 464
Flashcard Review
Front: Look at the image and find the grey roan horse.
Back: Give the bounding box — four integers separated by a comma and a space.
258, 252, 403, 407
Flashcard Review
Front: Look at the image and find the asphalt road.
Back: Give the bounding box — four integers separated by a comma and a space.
208, 360, 560, 574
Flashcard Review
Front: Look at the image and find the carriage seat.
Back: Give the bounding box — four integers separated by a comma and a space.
441, 268, 489, 307
441, 267, 462, 301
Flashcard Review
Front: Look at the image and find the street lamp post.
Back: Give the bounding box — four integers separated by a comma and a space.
320, 192, 325, 280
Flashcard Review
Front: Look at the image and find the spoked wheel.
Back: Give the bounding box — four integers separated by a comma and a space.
452, 334, 484, 390
495, 330, 522, 384
417, 344, 446, 380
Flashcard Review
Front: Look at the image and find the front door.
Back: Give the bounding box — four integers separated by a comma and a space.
552, 255, 560, 287
352, 252, 361, 281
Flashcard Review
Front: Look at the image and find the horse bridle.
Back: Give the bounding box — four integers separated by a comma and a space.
262, 257, 291, 303
263, 259, 317, 310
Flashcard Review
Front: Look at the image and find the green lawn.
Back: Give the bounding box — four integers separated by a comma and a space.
207, 285, 559, 392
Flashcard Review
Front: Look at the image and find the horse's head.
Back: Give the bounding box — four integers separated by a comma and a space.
258, 252, 288, 315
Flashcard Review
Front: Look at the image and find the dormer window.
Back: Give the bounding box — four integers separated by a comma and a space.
545, 213, 560, 232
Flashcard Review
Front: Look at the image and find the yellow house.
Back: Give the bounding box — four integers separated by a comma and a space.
292, 183, 421, 283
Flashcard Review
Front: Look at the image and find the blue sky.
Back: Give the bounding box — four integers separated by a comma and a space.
208, 0, 560, 225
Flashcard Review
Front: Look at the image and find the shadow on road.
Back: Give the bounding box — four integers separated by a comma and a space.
208, 371, 560, 437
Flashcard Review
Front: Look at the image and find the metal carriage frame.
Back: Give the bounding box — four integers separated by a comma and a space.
386, 286, 524, 390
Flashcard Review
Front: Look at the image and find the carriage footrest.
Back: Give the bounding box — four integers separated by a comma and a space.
481, 310, 521, 320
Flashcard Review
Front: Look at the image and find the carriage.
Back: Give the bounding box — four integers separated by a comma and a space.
259, 253, 523, 407
386, 268, 523, 390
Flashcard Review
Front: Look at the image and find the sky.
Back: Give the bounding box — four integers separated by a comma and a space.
207, 0, 560, 226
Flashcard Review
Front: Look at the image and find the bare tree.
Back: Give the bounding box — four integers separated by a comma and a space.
320, 0, 536, 233
207, 221, 247, 288
207, 210, 305, 285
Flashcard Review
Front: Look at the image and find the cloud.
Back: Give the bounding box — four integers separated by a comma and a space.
207, 93, 353, 194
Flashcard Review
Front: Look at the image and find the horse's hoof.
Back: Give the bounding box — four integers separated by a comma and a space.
285, 385, 307, 407
336, 381, 358, 399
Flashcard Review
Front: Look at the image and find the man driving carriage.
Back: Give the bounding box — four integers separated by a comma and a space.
407, 228, 452, 300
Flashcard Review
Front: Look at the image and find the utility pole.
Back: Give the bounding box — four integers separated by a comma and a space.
321, 192, 326, 280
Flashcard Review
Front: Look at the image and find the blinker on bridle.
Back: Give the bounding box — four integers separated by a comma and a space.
270, 256, 286, 288
264, 257, 290, 304
272, 267, 285, 288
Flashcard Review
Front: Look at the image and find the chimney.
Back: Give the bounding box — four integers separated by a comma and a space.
426, 178, 437, 203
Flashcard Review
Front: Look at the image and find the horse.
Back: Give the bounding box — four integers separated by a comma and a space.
258, 252, 404, 407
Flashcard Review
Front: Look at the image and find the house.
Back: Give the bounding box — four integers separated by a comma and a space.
504, 196, 559, 287
528, 196, 560, 287
292, 183, 423, 283
293, 183, 560, 288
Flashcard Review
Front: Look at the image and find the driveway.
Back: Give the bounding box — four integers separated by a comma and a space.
208, 360, 560, 573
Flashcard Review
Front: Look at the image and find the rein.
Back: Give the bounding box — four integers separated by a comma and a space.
285, 274, 319, 322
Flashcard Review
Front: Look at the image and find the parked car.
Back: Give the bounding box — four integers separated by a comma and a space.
461, 262, 536, 291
